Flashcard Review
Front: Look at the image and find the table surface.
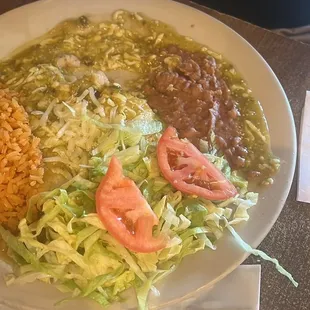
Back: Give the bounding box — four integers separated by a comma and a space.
1, 1, 310, 309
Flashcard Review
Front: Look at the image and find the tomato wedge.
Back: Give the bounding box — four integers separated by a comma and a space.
96, 156, 166, 253
157, 126, 237, 201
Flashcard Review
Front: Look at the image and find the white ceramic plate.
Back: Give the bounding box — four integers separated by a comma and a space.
0, 0, 296, 309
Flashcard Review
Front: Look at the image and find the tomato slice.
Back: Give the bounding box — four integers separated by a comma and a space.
95, 156, 166, 253
157, 126, 237, 201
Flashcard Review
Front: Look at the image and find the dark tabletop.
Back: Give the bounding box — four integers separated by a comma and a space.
1, 1, 310, 309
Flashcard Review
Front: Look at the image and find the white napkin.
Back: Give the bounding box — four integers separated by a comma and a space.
162, 265, 261, 310
297, 91, 310, 203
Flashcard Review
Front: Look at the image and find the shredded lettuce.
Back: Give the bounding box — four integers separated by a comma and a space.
224, 219, 298, 287
176, 198, 208, 227
136, 274, 157, 310
0, 143, 263, 309
0, 149, 298, 309
0, 103, 297, 309
128, 119, 163, 135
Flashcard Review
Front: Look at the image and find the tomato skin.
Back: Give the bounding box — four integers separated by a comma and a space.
96, 156, 166, 253
157, 126, 237, 201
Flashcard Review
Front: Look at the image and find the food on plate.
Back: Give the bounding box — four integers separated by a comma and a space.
96, 156, 167, 253
0, 10, 296, 310
0, 88, 43, 232
157, 126, 237, 200
144, 45, 279, 181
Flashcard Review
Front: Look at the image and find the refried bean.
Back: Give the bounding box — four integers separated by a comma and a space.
144, 45, 247, 170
